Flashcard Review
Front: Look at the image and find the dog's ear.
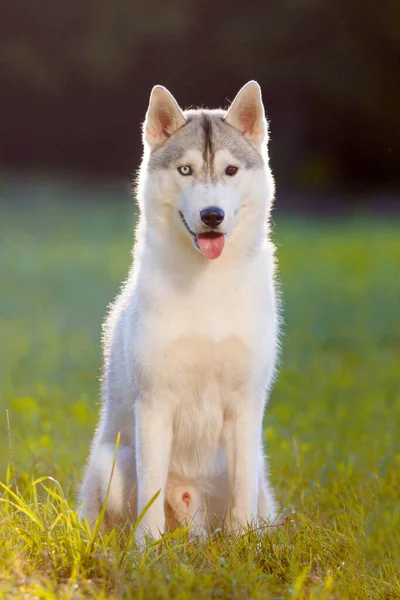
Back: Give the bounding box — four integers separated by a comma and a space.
143, 86, 186, 148
225, 81, 267, 148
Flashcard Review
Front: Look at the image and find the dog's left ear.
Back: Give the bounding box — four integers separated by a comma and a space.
225, 81, 267, 148
143, 85, 186, 148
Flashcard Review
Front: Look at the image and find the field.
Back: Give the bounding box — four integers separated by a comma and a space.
1, 178, 399, 599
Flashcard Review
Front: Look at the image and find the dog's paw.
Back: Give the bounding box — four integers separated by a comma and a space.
134, 523, 164, 549
187, 525, 207, 543
227, 508, 257, 535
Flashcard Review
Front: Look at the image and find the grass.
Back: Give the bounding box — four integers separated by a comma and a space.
0, 178, 399, 598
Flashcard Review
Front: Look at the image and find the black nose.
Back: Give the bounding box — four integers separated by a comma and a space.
200, 207, 225, 228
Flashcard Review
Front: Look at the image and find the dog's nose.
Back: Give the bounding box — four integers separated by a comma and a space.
200, 207, 225, 228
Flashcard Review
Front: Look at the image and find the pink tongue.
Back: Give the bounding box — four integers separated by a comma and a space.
197, 234, 225, 259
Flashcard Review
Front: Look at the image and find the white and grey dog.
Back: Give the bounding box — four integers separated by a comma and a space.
79, 81, 280, 543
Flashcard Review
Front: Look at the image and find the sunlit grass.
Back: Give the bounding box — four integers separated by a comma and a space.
0, 189, 399, 598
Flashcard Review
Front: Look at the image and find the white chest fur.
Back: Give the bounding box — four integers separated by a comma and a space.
111, 249, 278, 478
128, 249, 277, 392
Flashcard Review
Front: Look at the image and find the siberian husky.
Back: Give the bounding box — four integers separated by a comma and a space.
79, 81, 280, 544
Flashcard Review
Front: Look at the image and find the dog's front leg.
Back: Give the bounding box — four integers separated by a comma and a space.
134, 402, 172, 544
224, 408, 261, 532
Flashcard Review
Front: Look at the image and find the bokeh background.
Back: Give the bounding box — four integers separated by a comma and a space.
1, 0, 400, 205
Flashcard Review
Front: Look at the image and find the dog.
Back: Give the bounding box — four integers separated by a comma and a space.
79, 81, 280, 544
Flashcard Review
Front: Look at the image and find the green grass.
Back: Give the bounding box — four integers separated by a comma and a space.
1, 181, 400, 598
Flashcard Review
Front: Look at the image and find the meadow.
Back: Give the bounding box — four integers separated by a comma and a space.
0, 177, 399, 598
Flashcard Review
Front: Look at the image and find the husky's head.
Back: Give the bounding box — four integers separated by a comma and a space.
139, 81, 274, 260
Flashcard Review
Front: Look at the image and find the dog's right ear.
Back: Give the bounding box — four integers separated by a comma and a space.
143, 86, 186, 148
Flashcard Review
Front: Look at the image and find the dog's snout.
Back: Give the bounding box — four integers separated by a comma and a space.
200, 207, 225, 228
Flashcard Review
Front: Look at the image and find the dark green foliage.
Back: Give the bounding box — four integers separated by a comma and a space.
1, 1, 399, 190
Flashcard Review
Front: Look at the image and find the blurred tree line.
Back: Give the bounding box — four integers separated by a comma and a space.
1, 0, 399, 195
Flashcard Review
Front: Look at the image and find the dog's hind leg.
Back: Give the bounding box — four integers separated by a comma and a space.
258, 453, 278, 525
79, 442, 137, 530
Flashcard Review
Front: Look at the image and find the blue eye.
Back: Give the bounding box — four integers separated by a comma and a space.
178, 165, 193, 176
